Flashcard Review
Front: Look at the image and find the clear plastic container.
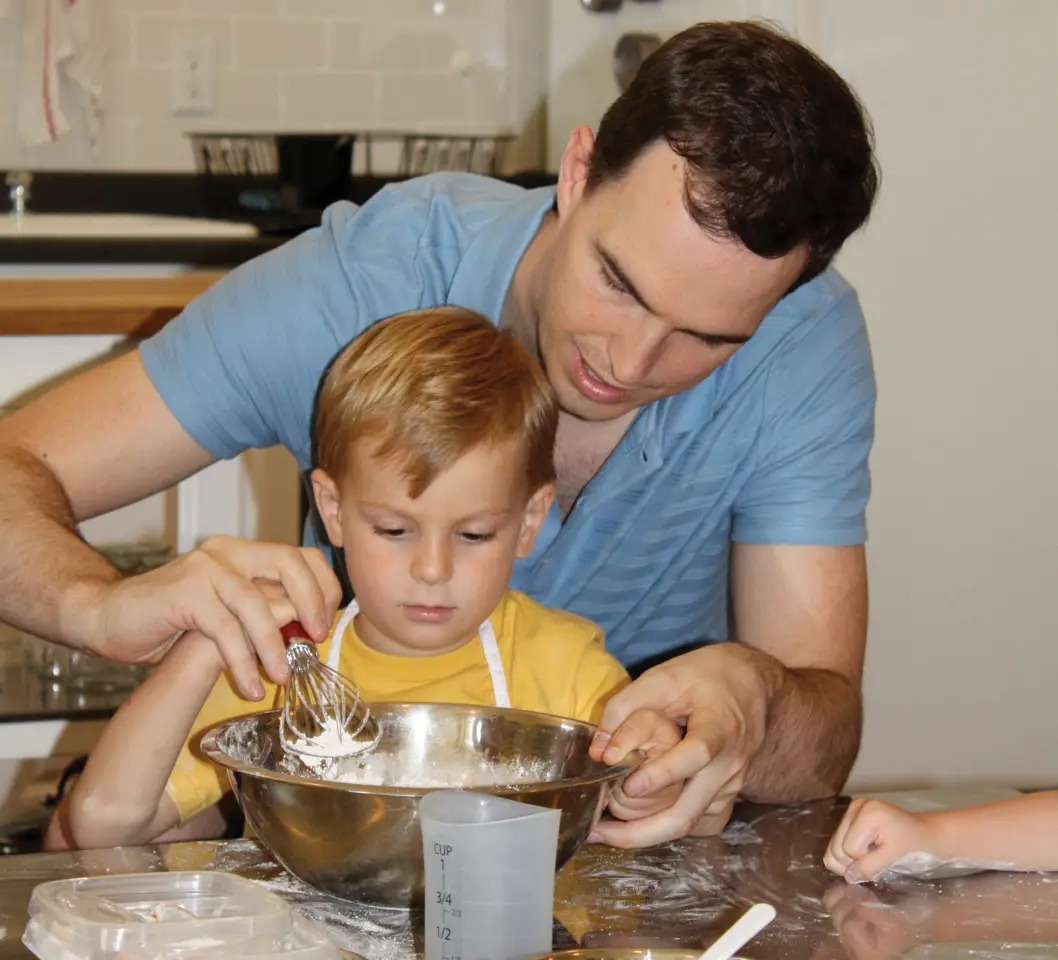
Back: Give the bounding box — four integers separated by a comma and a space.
22, 872, 343, 960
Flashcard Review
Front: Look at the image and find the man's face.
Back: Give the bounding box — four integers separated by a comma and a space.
530, 136, 808, 422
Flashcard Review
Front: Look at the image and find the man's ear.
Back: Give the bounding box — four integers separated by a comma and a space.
311, 468, 344, 548
515, 483, 556, 559
555, 125, 594, 220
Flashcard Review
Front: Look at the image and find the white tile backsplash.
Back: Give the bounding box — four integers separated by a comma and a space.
135, 15, 234, 69
282, 71, 378, 128
0, 0, 547, 172
232, 19, 327, 72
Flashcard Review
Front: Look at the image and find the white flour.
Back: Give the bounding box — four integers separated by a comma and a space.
276, 716, 553, 788
879, 852, 1019, 882
210, 841, 416, 960
322, 750, 552, 789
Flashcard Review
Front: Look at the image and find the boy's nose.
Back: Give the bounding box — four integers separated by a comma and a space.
411, 536, 452, 585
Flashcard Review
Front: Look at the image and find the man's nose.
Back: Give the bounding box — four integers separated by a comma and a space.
609, 321, 666, 387
411, 534, 452, 585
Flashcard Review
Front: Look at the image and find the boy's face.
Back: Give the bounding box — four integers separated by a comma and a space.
312, 439, 553, 656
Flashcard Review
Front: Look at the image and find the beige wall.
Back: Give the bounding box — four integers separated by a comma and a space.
0, 0, 548, 172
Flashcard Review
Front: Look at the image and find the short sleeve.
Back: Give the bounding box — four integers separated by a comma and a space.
732, 291, 876, 546
139, 185, 445, 462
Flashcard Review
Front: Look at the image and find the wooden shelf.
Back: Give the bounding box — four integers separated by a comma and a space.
0, 272, 226, 336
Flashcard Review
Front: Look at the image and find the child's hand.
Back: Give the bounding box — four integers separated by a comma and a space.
825, 798, 943, 883
590, 708, 685, 844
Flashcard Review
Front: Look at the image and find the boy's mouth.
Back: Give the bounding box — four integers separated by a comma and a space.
402, 604, 456, 624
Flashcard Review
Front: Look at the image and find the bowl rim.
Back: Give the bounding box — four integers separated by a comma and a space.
197, 703, 638, 797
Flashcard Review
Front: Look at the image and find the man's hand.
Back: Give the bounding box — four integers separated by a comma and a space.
82, 536, 342, 699
588, 643, 769, 846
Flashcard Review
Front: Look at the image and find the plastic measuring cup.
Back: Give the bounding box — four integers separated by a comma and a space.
420, 790, 561, 960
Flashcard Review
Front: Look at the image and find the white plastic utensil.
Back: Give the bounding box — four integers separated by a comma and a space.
695, 902, 777, 960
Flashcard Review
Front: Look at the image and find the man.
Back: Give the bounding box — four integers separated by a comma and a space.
0, 21, 878, 846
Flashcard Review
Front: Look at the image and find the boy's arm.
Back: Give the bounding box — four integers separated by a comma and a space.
64, 632, 226, 850
826, 792, 1058, 882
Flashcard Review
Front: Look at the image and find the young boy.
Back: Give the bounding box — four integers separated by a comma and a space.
825, 790, 1058, 883
51, 307, 676, 850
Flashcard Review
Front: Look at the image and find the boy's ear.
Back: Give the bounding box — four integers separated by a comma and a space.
311, 468, 345, 548
515, 483, 555, 559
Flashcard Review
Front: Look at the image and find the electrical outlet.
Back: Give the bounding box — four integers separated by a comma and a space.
171, 36, 215, 115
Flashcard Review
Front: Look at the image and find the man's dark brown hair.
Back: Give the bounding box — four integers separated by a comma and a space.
587, 20, 879, 289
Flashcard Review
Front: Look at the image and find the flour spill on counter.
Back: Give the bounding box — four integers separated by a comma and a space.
211, 840, 415, 960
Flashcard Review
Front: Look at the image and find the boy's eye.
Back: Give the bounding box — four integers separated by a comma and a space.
460, 531, 496, 544
372, 525, 407, 538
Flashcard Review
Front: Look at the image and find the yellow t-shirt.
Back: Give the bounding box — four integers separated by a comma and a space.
166, 589, 628, 824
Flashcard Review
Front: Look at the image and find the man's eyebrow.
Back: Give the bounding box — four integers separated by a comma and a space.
596, 241, 752, 345
596, 241, 657, 315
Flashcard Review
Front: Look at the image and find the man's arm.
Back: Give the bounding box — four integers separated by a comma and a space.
0, 350, 213, 644
730, 541, 866, 801
0, 351, 340, 696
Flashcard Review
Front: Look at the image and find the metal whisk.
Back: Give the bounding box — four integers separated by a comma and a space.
278, 621, 381, 760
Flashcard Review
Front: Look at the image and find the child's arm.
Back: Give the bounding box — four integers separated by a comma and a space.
61, 631, 226, 850
825, 791, 1058, 883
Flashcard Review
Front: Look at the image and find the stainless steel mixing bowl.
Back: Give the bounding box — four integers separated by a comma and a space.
199, 703, 634, 908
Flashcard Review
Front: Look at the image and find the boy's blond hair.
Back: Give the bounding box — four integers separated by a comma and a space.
315, 307, 558, 497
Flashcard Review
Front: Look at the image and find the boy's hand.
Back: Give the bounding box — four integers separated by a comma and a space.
825, 798, 942, 883
589, 708, 686, 848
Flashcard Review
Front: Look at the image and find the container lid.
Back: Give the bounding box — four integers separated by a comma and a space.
24, 872, 295, 957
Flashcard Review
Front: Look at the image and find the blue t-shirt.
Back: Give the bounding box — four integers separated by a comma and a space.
140, 173, 875, 668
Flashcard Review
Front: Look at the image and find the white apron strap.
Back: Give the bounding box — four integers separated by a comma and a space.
325, 600, 359, 672
477, 617, 511, 708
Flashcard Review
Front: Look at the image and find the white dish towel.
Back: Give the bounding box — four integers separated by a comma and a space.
17, 0, 107, 148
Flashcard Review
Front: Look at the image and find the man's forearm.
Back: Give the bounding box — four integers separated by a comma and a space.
0, 445, 119, 648
741, 654, 862, 803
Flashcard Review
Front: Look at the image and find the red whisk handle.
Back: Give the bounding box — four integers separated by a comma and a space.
280, 620, 309, 642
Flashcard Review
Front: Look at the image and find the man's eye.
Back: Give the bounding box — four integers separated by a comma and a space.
600, 266, 628, 295
683, 330, 728, 348
372, 525, 406, 538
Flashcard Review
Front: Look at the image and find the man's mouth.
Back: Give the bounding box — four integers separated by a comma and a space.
571, 349, 631, 404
